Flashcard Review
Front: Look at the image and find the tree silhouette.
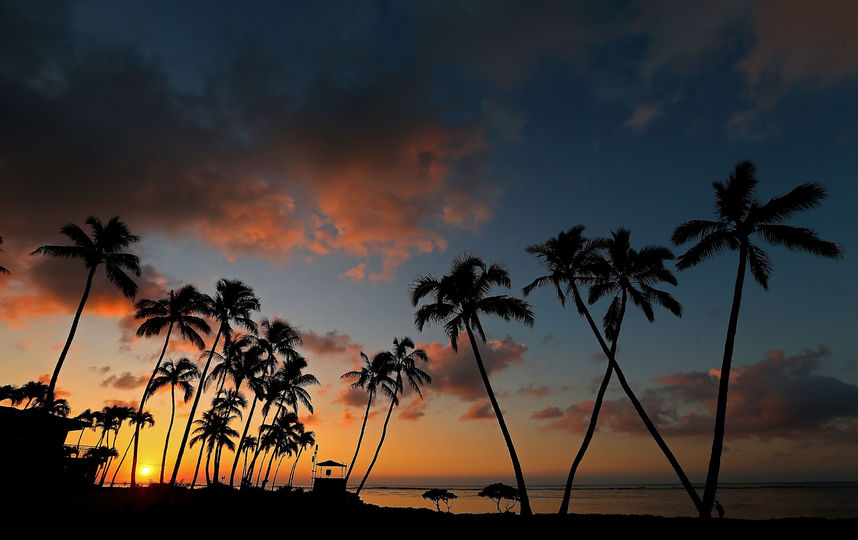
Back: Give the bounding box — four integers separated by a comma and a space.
411, 254, 535, 517
32, 216, 141, 406
672, 160, 843, 518
423, 488, 457, 512
148, 357, 200, 483
169, 278, 260, 485
109, 411, 155, 486
341, 351, 396, 484
479, 483, 519, 513
131, 284, 210, 487
356, 336, 430, 495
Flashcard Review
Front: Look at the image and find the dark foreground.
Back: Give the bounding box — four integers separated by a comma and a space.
5, 485, 855, 537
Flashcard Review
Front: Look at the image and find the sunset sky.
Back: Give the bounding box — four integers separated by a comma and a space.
1, 1, 857, 487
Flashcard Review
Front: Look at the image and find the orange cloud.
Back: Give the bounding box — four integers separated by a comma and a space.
459, 401, 495, 421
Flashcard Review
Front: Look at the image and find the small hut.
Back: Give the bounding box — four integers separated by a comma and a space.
312, 459, 347, 496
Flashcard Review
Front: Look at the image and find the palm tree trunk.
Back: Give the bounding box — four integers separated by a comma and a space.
700, 247, 747, 518
356, 394, 396, 495
465, 323, 532, 517
76, 429, 85, 450
132, 323, 173, 488
255, 449, 269, 487
160, 386, 176, 484
288, 447, 303, 487
191, 443, 205, 488
345, 393, 373, 483
169, 326, 223, 485
99, 430, 119, 486
574, 287, 703, 514
244, 408, 269, 486
229, 396, 257, 487
46, 266, 96, 407
205, 447, 212, 485
262, 450, 276, 488
213, 443, 222, 484
273, 454, 286, 489
110, 431, 136, 486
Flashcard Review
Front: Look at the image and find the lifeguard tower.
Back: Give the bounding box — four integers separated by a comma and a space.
312, 458, 347, 496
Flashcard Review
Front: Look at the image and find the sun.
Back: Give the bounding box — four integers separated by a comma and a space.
140, 466, 151, 475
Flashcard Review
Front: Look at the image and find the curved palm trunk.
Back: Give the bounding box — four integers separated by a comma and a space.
213, 443, 222, 484
465, 324, 533, 517
191, 443, 205, 488
169, 326, 223, 485
345, 393, 374, 484
700, 248, 747, 518
160, 386, 176, 484
255, 449, 269, 487
288, 447, 304, 487
273, 454, 286, 489
262, 450, 277, 488
132, 323, 174, 488
46, 267, 96, 407
229, 396, 257, 487
205, 447, 212, 485
356, 394, 396, 495
243, 408, 270, 486
99, 429, 120, 486
110, 431, 137, 486
572, 287, 703, 514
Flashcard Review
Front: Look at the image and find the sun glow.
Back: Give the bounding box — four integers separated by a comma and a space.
140, 466, 151, 476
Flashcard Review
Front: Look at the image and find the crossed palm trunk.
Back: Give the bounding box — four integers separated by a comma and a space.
170, 327, 223, 485
558, 287, 703, 515
229, 395, 258, 487
345, 392, 374, 483
131, 323, 173, 487
287, 446, 304, 487
356, 393, 396, 495
160, 385, 177, 484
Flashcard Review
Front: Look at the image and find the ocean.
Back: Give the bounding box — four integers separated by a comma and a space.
356, 482, 858, 518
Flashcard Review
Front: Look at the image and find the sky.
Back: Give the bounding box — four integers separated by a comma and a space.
1, 0, 857, 488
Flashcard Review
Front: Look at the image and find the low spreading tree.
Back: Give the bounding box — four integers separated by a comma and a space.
479, 482, 520, 513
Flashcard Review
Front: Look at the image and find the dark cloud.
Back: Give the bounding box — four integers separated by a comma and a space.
398, 396, 426, 421
100, 371, 148, 390
459, 401, 495, 421
530, 406, 564, 420
516, 384, 553, 398
420, 334, 527, 401
535, 346, 858, 443
301, 330, 363, 357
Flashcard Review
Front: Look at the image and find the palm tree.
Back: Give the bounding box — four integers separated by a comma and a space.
210, 389, 246, 482
258, 412, 301, 489
190, 409, 239, 487
410, 254, 536, 516
672, 160, 843, 517
288, 430, 316, 487
356, 337, 430, 495
110, 411, 155, 486
525, 227, 702, 513
0, 384, 23, 406
32, 217, 141, 407
341, 351, 396, 484
239, 435, 257, 480
19, 381, 48, 409
131, 285, 210, 487
98, 405, 135, 485
148, 357, 200, 483
0, 236, 9, 275
74, 409, 96, 449
228, 362, 267, 487
169, 278, 260, 485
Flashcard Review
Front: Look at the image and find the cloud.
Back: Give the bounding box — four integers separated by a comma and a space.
516, 384, 553, 398
419, 333, 527, 401
335, 387, 370, 409
0, 2, 507, 292
459, 401, 495, 421
530, 406, 564, 420
398, 396, 426, 421
100, 371, 149, 390
624, 103, 664, 132
301, 329, 363, 357
535, 345, 858, 443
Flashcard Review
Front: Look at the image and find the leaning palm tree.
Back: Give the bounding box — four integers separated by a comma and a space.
209, 389, 246, 481
32, 217, 141, 407
526, 227, 702, 514
110, 411, 155, 486
356, 337, 431, 495
340, 351, 396, 484
131, 285, 210, 487
74, 409, 96, 449
148, 357, 200, 483
228, 364, 267, 487
19, 381, 48, 409
98, 405, 136, 485
0, 236, 9, 275
169, 278, 260, 485
288, 430, 316, 487
411, 253, 536, 516
258, 412, 301, 489
672, 160, 842, 517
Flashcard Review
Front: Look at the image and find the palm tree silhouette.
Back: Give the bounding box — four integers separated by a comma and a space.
32, 217, 141, 407
356, 337, 430, 495
98, 405, 135, 485
148, 357, 200, 483
169, 278, 260, 485
672, 160, 843, 517
258, 411, 301, 489
341, 351, 396, 484
227, 351, 268, 488
0, 236, 9, 275
131, 285, 210, 487
74, 408, 96, 449
19, 381, 48, 409
288, 430, 316, 487
410, 253, 536, 516
190, 408, 239, 487
210, 389, 246, 482
110, 411, 155, 486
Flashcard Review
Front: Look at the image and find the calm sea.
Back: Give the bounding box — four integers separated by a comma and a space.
356, 482, 858, 519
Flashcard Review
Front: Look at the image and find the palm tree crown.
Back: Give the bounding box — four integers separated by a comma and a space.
135, 285, 212, 350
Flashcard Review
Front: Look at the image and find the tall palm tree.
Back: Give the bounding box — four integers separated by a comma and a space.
190, 409, 239, 487
98, 405, 136, 485
210, 389, 246, 482
228, 364, 267, 487
169, 278, 260, 485
74, 409, 96, 449
410, 254, 536, 516
148, 357, 200, 483
525, 227, 700, 514
110, 411, 155, 486
340, 351, 396, 484
356, 337, 430, 495
672, 160, 843, 517
0, 236, 9, 275
258, 412, 301, 489
239, 435, 257, 480
131, 285, 210, 487
32, 217, 141, 407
